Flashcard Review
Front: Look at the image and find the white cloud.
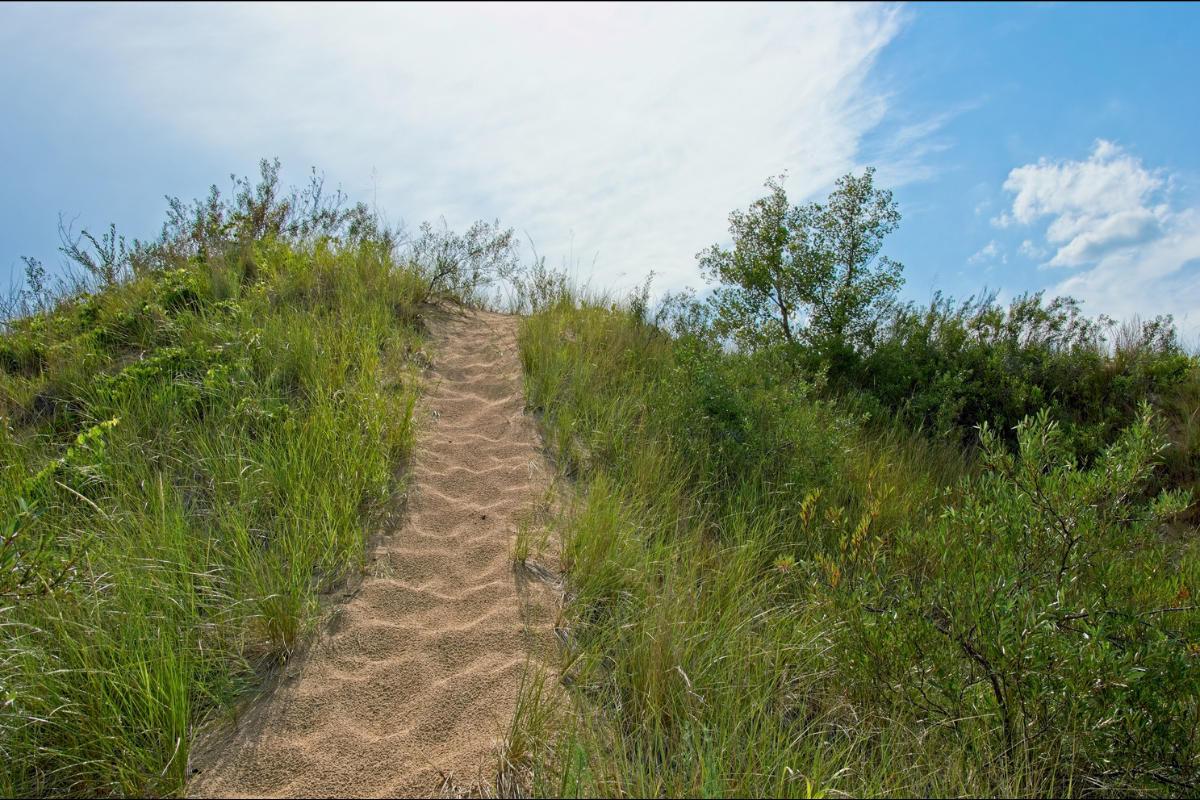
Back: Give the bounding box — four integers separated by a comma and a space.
1050, 208, 1200, 331
992, 141, 1200, 328
997, 140, 1167, 267
866, 100, 972, 188
1017, 239, 1046, 259
0, 3, 903, 295
967, 240, 1000, 266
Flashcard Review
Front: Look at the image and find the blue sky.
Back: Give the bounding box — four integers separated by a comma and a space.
2, 2, 1197, 329
864, 2, 1200, 323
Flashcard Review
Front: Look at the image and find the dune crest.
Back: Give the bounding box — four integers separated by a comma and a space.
189, 306, 552, 798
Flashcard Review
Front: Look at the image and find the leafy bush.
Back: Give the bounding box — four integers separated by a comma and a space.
848, 292, 1193, 463
848, 407, 1197, 790
699, 170, 1197, 484
0, 500, 83, 603
408, 217, 520, 305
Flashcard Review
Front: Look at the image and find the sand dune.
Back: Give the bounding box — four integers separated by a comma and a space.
189, 306, 553, 798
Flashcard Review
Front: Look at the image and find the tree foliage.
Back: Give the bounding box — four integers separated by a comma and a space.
698, 168, 903, 363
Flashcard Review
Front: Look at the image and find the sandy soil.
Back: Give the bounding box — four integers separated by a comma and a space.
189, 306, 553, 798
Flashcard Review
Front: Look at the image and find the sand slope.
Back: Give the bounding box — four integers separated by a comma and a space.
189, 306, 551, 798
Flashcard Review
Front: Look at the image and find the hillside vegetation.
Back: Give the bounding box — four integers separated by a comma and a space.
0, 162, 522, 795
505, 174, 1200, 797
2, 163, 1197, 798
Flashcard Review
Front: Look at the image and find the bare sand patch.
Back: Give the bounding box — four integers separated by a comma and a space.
189, 306, 554, 798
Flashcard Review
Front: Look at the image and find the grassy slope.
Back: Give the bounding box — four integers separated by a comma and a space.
0, 230, 426, 794
511, 295, 1200, 798
3, 170, 1197, 798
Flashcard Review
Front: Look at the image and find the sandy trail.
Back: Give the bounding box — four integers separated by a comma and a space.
190, 306, 552, 798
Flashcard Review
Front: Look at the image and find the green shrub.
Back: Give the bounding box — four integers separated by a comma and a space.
850, 292, 1193, 464
845, 407, 1197, 789
696, 170, 1197, 485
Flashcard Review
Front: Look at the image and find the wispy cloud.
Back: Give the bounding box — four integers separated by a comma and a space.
868, 101, 978, 188
967, 239, 1000, 265
1016, 239, 1045, 259
1, 3, 904, 293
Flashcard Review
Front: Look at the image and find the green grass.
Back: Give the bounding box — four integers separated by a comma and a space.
0, 175, 429, 794
508, 288, 1200, 798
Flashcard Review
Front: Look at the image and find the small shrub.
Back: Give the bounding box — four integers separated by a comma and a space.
850, 407, 1197, 789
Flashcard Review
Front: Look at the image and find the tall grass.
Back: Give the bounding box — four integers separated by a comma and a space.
510, 286, 1199, 797
0, 165, 431, 794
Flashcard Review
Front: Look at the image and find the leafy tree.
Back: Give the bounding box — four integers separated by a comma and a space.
698, 168, 904, 365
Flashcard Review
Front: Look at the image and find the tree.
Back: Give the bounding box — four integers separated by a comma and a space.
697, 168, 904, 364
